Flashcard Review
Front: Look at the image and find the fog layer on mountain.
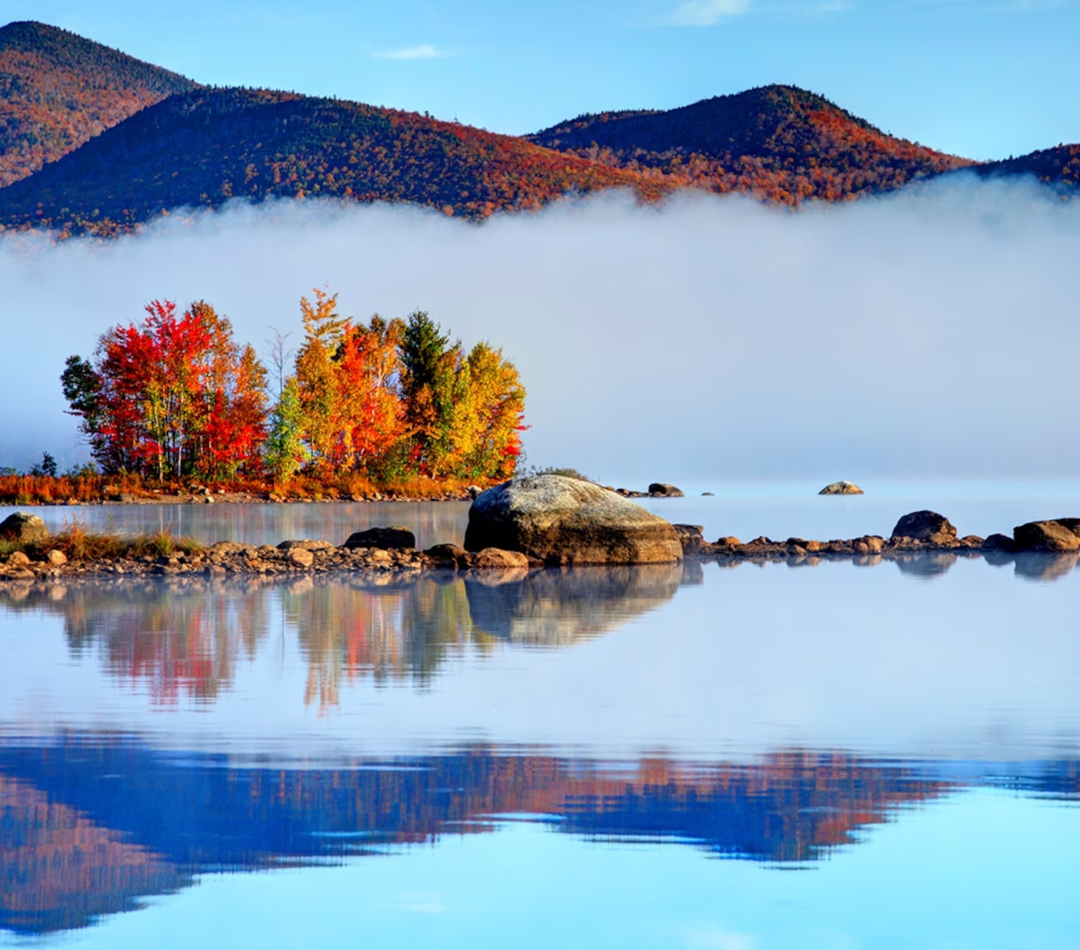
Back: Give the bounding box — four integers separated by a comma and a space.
1, 174, 1076, 483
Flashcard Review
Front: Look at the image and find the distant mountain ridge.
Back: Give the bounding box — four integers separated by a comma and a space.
0, 21, 197, 187
528, 85, 974, 204
0, 86, 670, 236
0, 21, 1076, 236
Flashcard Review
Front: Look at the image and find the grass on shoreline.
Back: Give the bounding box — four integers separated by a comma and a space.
0, 472, 489, 506
1, 520, 202, 562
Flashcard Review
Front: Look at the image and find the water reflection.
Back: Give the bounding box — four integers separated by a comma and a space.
0, 567, 683, 708
0, 735, 976, 935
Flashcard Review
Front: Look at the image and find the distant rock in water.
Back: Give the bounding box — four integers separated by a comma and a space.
464, 474, 683, 565
1012, 520, 1080, 553
0, 512, 49, 544
648, 483, 685, 498
890, 511, 957, 545
819, 481, 864, 495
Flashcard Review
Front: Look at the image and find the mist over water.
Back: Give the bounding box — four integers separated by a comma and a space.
2, 174, 1078, 482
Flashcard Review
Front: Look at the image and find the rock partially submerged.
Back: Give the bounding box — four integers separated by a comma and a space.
891, 511, 957, 545
0, 512, 49, 544
1012, 520, 1080, 553
343, 526, 416, 550
819, 481, 864, 495
464, 474, 683, 565
648, 483, 685, 498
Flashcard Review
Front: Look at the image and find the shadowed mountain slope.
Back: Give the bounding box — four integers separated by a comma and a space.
528, 85, 974, 204
0, 86, 672, 236
975, 143, 1080, 190
0, 21, 197, 187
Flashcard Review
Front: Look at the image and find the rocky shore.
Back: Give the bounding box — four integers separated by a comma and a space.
4, 480, 1080, 591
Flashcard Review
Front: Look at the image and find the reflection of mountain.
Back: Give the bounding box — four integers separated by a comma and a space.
465, 564, 683, 645
0, 773, 189, 935
0, 737, 955, 934
0, 568, 681, 708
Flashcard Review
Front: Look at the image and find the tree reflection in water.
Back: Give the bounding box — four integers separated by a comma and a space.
0, 565, 683, 708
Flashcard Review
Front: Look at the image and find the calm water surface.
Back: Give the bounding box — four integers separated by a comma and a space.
2, 487, 1079, 947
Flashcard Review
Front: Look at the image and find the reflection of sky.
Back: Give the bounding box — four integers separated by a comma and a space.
6, 790, 1074, 950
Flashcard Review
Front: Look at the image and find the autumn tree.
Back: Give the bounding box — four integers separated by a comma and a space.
61, 299, 268, 479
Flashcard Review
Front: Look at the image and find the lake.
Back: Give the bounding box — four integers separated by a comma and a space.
2, 485, 1079, 947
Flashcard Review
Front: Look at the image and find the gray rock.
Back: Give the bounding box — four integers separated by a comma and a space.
463, 474, 682, 565
648, 483, 685, 497
343, 526, 416, 550
1012, 520, 1080, 553
277, 539, 334, 551
890, 511, 958, 545
819, 481, 864, 495
0, 512, 49, 544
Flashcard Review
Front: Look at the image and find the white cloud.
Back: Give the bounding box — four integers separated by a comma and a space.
666, 0, 849, 24
669, 0, 752, 24
376, 44, 442, 61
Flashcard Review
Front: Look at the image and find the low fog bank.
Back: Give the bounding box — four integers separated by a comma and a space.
2, 175, 1078, 483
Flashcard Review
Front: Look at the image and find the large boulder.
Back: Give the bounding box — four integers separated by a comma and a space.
890, 511, 958, 545
0, 512, 49, 544
1012, 520, 1080, 553
819, 481, 864, 495
463, 475, 682, 565
342, 526, 416, 550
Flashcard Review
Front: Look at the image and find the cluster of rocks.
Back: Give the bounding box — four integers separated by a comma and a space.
675, 509, 1080, 562
6, 476, 1080, 589
613, 482, 685, 499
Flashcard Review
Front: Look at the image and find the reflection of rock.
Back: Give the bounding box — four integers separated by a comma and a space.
819, 481, 864, 495
1013, 520, 1080, 553
0, 511, 49, 543
464, 474, 682, 565
893, 552, 959, 578
1013, 553, 1080, 582
464, 564, 682, 645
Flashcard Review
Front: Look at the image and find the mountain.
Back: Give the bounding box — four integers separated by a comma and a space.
528, 85, 974, 203
0, 86, 671, 236
0, 21, 197, 188
975, 143, 1080, 190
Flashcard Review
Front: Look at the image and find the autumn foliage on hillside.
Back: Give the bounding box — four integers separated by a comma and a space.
0, 21, 196, 188
0, 87, 672, 236
976, 143, 1080, 190
60, 290, 526, 488
529, 85, 975, 204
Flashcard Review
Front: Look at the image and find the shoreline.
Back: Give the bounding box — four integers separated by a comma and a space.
0, 531, 1073, 591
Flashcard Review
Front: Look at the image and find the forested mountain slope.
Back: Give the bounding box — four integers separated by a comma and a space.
0, 86, 671, 236
975, 143, 1080, 190
0, 21, 197, 187
528, 85, 974, 204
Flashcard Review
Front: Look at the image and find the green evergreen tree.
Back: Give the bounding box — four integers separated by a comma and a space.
265, 376, 308, 480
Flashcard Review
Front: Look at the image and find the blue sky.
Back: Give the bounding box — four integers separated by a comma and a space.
5, 0, 1079, 161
